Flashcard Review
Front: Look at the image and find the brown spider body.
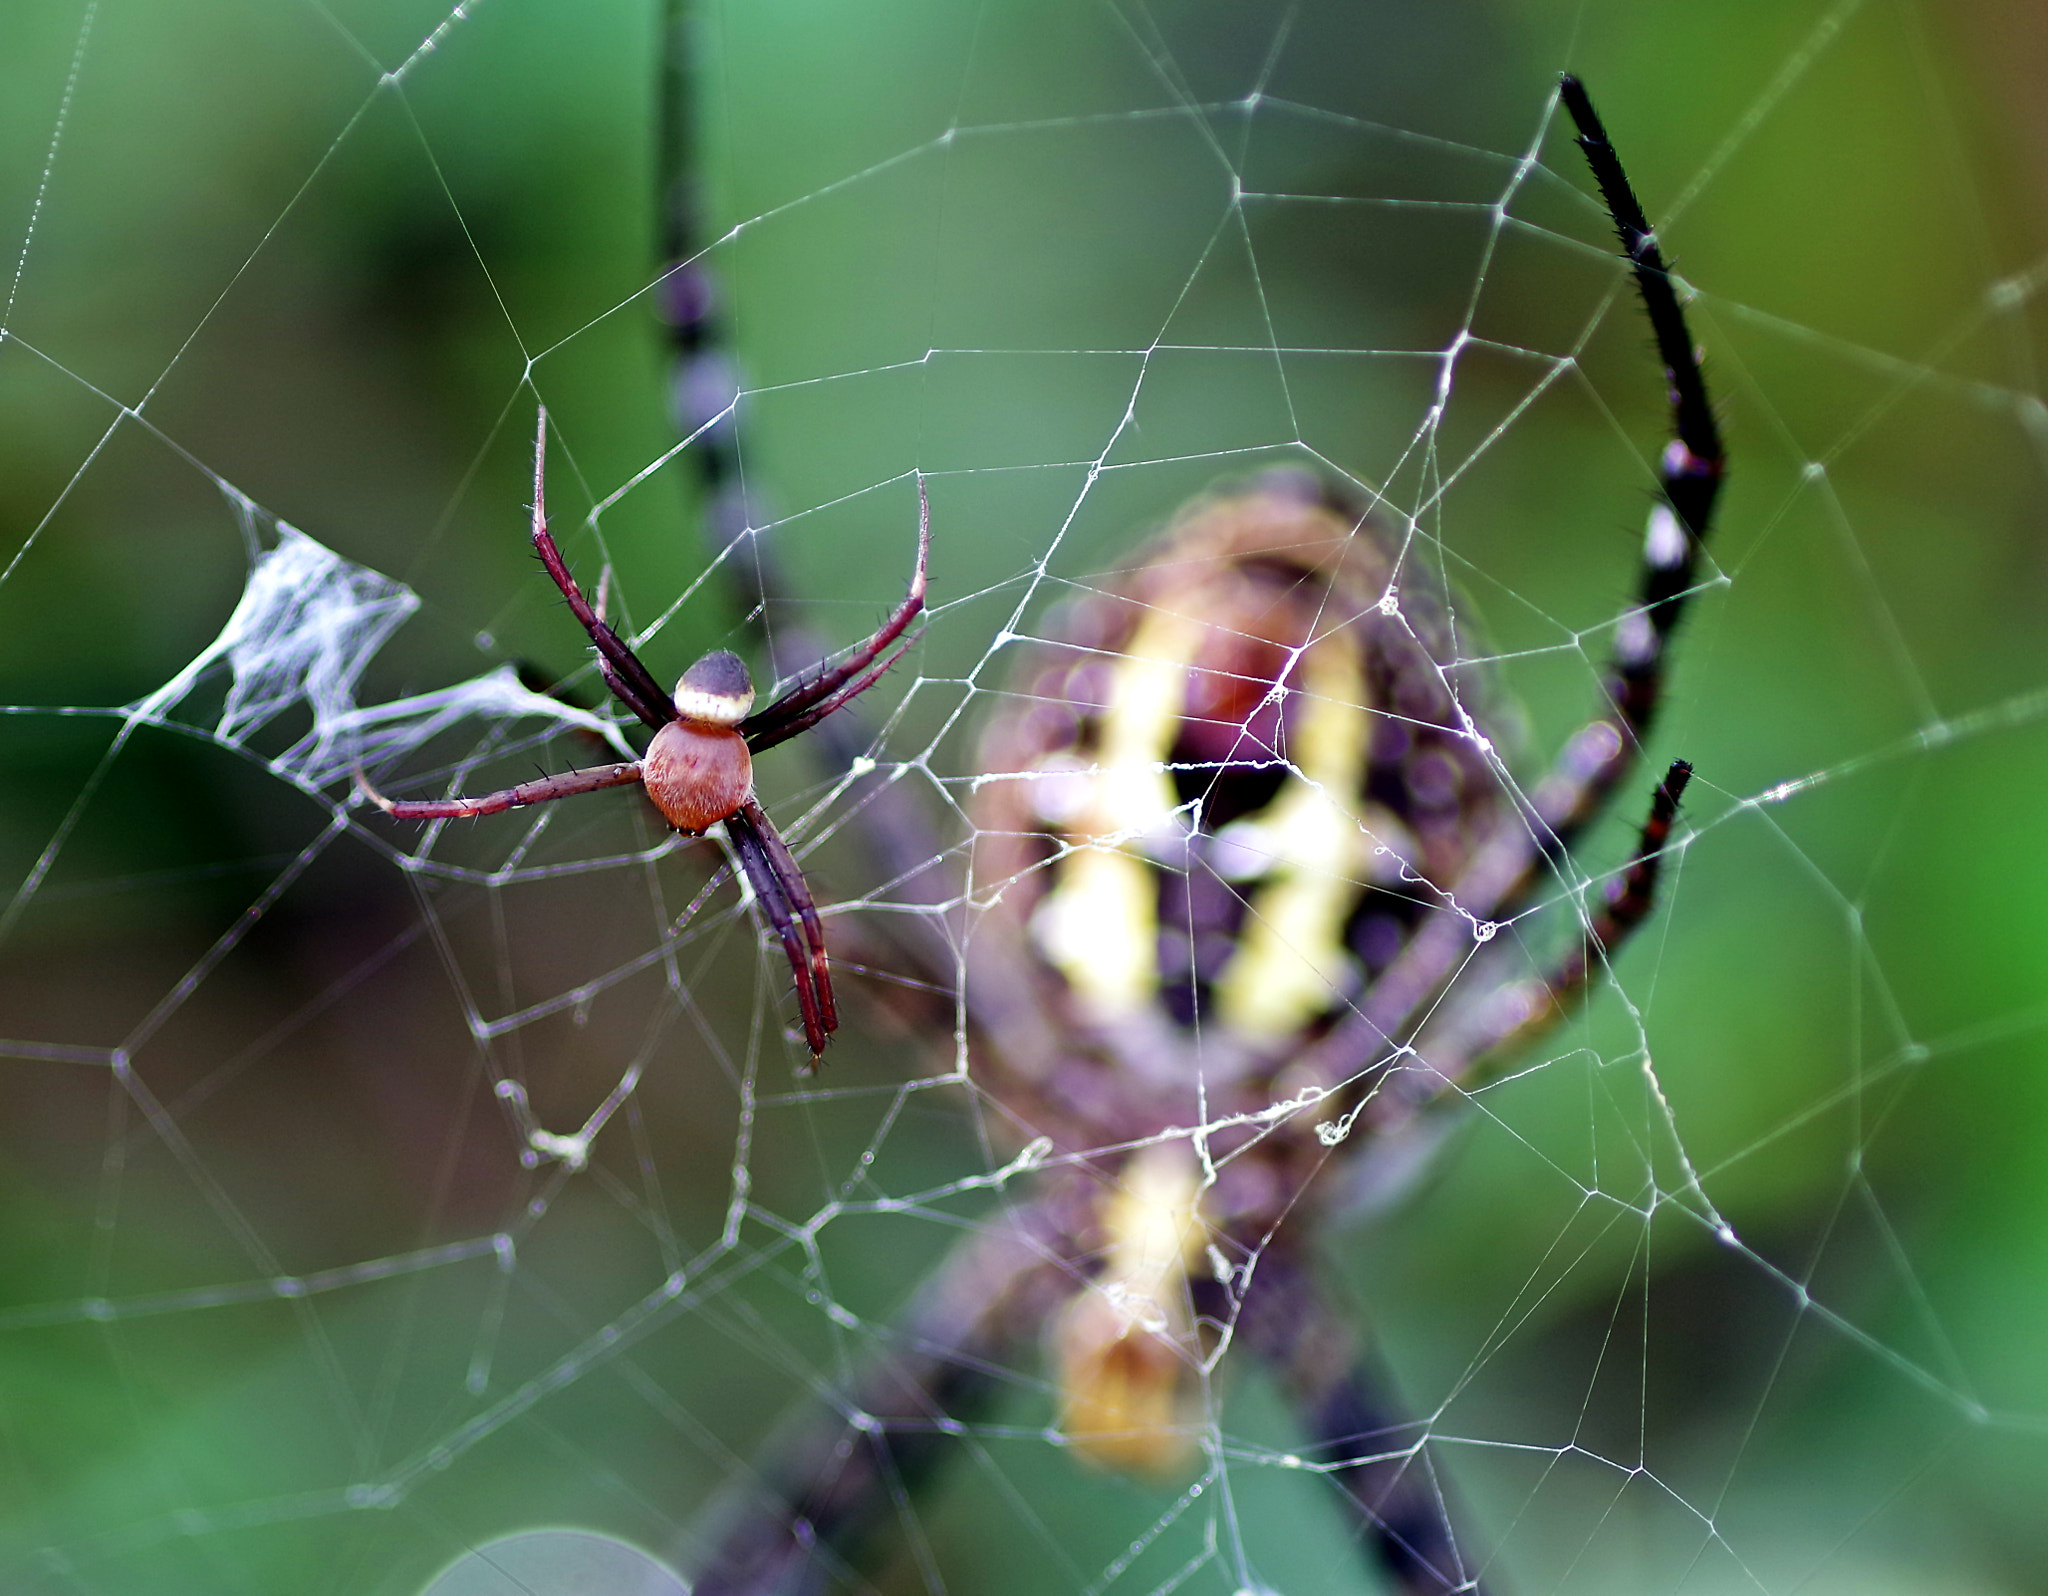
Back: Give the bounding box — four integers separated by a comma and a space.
642, 717, 753, 834
638, 649, 758, 833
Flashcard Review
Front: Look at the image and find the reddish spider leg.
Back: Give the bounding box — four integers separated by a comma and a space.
1300, 76, 1723, 1096
353, 414, 671, 819
355, 761, 647, 820
725, 798, 837, 1058
738, 476, 930, 755
528, 412, 681, 734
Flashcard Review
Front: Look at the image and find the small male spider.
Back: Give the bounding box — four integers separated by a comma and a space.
359, 408, 929, 1061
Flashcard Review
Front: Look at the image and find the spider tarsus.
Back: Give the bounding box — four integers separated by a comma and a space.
911, 472, 931, 604
352, 767, 400, 815
1557, 73, 1724, 483
533, 404, 550, 514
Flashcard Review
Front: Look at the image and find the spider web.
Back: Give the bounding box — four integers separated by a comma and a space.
2, 1, 2045, 1592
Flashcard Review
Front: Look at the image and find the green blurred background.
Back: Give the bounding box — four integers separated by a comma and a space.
3, 0, 2048, 1591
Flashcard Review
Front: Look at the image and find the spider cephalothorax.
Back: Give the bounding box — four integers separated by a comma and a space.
640, 649, 756, 831
360, 409, 928, 1062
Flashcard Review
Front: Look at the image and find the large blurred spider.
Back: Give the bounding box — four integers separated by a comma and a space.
359, 408, 928, 1062
662, 74, 1720, 1596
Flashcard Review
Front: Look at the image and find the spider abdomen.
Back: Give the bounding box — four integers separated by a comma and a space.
643, 720, 753, 834
973, 477, 1503, 1106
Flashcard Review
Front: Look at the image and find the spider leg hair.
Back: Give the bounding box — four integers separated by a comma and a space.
686, 1203, 1074, 1595
1295, 78, 1720, 1092
740, 477, 928, 751
1235, 1246, 1490, 1596
354, 760, 645, 821
725, 798, 836, 1060
1373, 760, 1694, 1132
528, 408, 681, 733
